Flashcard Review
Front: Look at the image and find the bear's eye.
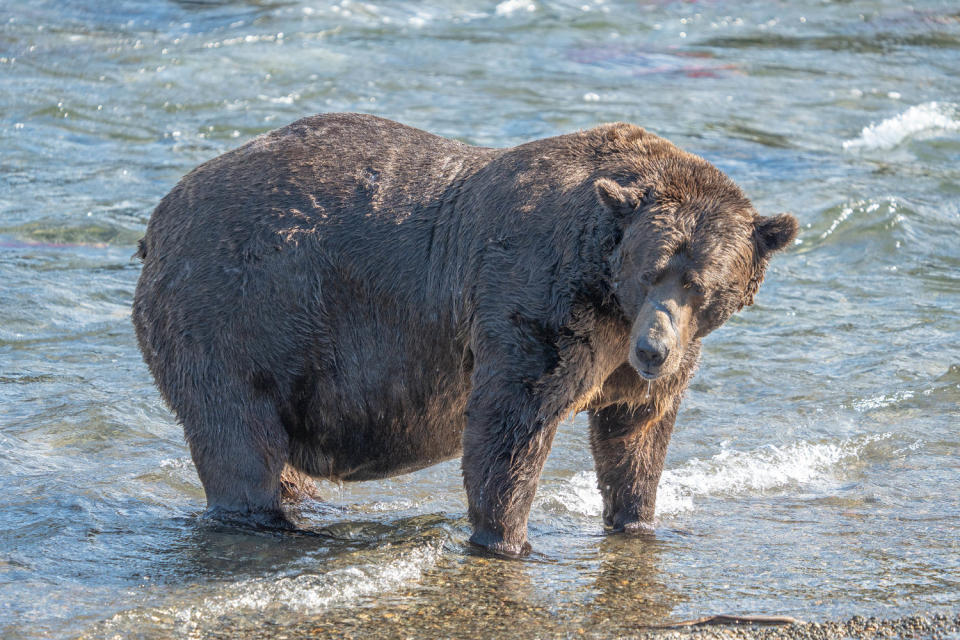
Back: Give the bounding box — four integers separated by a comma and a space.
639, 270, 657, 287
682, 277, 704, 297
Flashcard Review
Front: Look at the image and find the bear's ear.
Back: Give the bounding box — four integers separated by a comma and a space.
594, 178, 643, 218
753, 213, 799, 259
743, 213, 798, 309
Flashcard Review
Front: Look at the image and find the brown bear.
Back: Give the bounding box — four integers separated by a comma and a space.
133, 113, 797, 557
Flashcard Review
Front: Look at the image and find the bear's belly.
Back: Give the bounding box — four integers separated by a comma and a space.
284, 354, 472, 482
336, 428, 465, 482
293, 403, 469, 482
281, 294, 474, 482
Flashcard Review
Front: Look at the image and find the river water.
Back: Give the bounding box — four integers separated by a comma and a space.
1, 1, 958, 638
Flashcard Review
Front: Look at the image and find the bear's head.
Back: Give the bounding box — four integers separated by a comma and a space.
594, 155, 797, 381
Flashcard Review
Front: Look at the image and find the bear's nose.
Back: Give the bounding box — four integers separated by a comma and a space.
635, 338, 668, 368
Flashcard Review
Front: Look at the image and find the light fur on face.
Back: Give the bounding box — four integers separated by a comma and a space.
627, 268, 698, 379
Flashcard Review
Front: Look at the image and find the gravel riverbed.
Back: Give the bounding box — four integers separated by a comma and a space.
198, 612, 959, 640
632, 614, 960, 640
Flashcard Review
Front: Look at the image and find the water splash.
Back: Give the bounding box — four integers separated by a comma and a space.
495, 0, 536, 16
852, 391, 915, 412
537, 434, 892, 519
842, 102, 960, 151
93, 542, 444, 639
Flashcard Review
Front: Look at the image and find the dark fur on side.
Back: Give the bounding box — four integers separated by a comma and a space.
132, 113, 797, 556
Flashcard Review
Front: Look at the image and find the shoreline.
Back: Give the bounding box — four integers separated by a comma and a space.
197, 612, 960, 640
629, 614, 960, 640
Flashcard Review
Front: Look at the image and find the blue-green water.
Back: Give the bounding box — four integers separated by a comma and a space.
1, 1, 958, 638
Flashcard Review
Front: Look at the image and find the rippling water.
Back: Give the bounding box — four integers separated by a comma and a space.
1, 1, 958, 638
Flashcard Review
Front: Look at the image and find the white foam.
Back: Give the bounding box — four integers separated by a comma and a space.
538, 434, 889, 519
158, 457, 192, 469
201, 548, 431, 613
356, 497, 419, 512
842, 101, 960, 150
537, 469, 607, 518
495, 0, 536, 16
98, 543, 442, 638
852, 390, 914, 412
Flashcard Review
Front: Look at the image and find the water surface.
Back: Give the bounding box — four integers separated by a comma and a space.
1, 0, 958, 637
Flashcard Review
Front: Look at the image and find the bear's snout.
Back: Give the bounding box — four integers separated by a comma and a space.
627, 276, 693, 380
634, 336, 669, 372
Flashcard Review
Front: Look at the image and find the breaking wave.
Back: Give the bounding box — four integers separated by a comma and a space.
538, 434, 890, 519
495, 0, 536, 16
91, 542, 444, 639
842, 101, 960, 151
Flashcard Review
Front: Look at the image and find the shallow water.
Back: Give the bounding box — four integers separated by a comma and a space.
1, 0, 958, 637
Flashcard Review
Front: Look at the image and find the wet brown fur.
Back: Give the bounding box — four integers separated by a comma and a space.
132, 113, 797, 556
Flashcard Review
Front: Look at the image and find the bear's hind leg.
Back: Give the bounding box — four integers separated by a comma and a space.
180, 386, 291, 526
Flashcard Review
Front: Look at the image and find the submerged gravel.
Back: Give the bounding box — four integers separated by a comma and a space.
631, 614, 960, 640
201, 612, 959, 640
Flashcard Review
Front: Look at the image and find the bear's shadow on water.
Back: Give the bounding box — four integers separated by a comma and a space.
290, 524, 689, 635
158, 508, 467, 583
151, 503, 688, 632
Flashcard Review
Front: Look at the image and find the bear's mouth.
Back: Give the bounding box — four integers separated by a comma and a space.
635, 367, 659, 380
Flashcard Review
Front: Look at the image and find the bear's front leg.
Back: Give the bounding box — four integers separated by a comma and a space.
461, 383, 565, 557
588, 401, 679, 532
